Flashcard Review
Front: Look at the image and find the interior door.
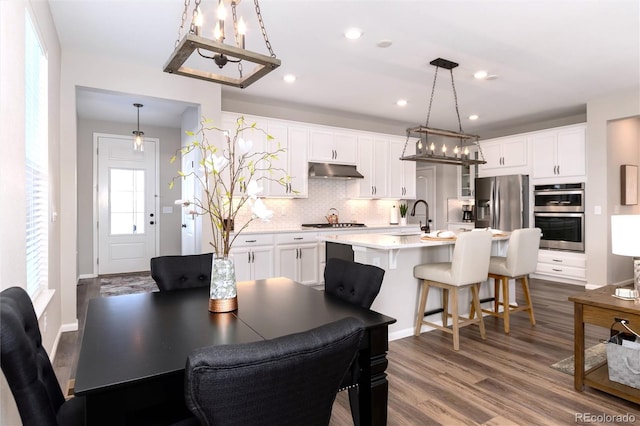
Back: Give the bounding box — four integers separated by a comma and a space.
181, 150, 197, 255
97, 135, 157, 274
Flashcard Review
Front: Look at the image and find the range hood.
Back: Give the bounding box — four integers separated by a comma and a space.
308, 162, 364, 179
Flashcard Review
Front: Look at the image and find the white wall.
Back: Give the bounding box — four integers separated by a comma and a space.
0, 1, 62, 423
586, 91, 640, 288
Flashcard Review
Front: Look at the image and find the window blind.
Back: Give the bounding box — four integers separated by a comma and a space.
25, 11, 48, 298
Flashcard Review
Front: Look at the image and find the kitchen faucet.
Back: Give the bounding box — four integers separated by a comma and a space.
410, 199, 430, 233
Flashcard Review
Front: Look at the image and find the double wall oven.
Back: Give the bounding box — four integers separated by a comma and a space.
533, 183, 585, 252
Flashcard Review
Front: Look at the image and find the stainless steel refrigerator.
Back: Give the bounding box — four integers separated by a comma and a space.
474, 174, 529, 231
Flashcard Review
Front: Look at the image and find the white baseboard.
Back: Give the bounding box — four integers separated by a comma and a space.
78, 273, 97, 279
49, 321, 78, 364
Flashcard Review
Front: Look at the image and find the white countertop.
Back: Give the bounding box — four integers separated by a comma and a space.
317, 231, 510, 250
231, 224, 420, 235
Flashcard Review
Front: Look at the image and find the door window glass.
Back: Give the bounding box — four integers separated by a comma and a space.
110, 168, 145, 235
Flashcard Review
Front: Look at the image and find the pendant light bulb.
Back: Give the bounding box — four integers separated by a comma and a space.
133, 103, 144, 152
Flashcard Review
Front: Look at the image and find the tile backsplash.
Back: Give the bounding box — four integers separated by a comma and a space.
233, 179, 403, 230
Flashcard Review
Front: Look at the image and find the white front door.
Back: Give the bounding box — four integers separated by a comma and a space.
180, 150, 197, 255
97, 134, 158, 274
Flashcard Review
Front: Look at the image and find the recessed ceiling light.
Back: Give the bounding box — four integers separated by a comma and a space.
474, 70, 488, 80
377, 39, 393, 48
283, 74, 296, 83
344, 28, 363, 40
396, 99, 407, 107
469, 114, 479, 120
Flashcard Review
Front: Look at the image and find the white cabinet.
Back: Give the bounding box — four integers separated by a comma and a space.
265, 123, 309, 198
533, 249, 586, 284
275, 233, 319, 286
478, 136, 529, 177
230, 234, 274, 281
222, 113, 268, 193
350, 136, 389, 198
531, 124, 586, 179
388, 138, 416, 199
458, 148, 479, 199
309, 128, 357, 165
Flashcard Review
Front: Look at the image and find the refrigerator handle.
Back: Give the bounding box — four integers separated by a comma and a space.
493, 178, 500, 229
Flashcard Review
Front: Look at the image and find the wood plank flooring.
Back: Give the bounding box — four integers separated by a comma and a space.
54, 278, 640, 425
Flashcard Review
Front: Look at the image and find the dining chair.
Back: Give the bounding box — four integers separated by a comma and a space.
413, 230, 492, 351
471, 227, 541, 334
324, 257, 384, 425
184, 317, 365, 426
0, 287, 85, 426
150, 253, 213, 291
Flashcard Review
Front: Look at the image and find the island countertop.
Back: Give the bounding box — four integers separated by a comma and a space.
317, 231, 509, 250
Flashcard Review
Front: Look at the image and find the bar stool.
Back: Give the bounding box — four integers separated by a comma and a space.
413, 230, 492, 351
474, 227, 541, 334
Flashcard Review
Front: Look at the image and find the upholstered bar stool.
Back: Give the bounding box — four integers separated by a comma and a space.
477, 227, 542, 334
413, 230, 492, 351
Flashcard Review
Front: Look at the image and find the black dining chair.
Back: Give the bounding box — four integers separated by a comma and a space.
324, 258, 385, 425
150, 253, 213, 292
0, 287, 85, 426
184, 317, 365, 426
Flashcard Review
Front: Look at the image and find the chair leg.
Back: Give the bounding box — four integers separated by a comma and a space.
347, 387, 360, 426
501, 276, 510, 334
414, 280, 430, 336
442, 287, 449, 328
450, 286, 460, 351
471, 284, 486, 340
521, 276, 536, 325
493, 278, 500, 313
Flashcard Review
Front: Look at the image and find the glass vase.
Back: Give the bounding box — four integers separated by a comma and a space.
209, 256, 238, 312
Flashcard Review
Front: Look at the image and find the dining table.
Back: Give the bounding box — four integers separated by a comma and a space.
74, 277, 396, 425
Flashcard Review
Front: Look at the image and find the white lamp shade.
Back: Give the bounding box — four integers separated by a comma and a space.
611, 215, 640, 256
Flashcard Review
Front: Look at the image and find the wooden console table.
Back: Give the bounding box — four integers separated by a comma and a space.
569, 285, 640, 403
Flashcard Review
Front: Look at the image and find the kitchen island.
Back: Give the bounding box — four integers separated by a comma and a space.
317, 232, 510, 340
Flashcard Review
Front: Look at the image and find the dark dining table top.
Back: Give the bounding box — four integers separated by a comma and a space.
74, 277, 396, 396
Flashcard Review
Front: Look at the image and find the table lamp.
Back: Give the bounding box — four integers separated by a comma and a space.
611, 215, 640, 296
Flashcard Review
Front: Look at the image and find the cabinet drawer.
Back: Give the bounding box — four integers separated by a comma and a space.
538, 251, 586, 268
536, 262, 586, 280
276, 233, 318, 245
232, 234, 274, 247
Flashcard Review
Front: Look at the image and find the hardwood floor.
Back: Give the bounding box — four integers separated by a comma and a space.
54, 278, 640, 425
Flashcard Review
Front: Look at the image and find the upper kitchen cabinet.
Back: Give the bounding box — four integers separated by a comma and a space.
531, 124, 586, 180
265, 123, 309, 198
478, 136, 529, 177
222, 113, 268, 192
388, 138, 416, 199
350, 136, 389, 198
308, 128, 357, 165
458, 147, 479, 199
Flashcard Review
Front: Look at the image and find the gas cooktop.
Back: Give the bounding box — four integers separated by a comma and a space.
301, 223, 366, 228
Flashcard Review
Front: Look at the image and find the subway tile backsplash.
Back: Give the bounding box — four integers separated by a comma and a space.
233, 179, 402, 230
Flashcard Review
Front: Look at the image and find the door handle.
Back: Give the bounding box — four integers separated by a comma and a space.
181, 224, 187, 228
149, 221, 155, 225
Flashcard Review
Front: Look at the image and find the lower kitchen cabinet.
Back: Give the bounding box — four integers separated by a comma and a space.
230, 246, 275, 282
532, 249, 586, 285
276, 243, 319, 286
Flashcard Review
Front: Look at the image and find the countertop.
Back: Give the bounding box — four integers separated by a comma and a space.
231, 224, 420, 235
317, 231, 510, 250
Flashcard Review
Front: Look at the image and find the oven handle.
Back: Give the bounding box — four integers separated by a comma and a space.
534, 212, 584, 218
533, 190, 584, 196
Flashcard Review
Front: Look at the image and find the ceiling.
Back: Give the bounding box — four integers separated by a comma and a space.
50, 0, 639, 135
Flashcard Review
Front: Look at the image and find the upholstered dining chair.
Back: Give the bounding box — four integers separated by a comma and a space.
472, 227, 542, 334
414, 230, 493, 351
0, 287, 85, 426
150, 253, 213, 291
324, 257, 384, 425
184, 317, 365, 426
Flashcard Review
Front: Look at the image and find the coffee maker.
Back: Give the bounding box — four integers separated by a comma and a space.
461, 204, 474, 222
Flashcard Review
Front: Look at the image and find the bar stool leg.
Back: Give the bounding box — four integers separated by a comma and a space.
450, 286, 460, 351
501, 276, 510, 334
521, 276, 536, 325
471, 284, 486, 340
493, 279, 500, 313
442, 287, 449, 328
414, 280, 429, 336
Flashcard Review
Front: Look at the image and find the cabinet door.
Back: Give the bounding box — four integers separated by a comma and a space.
276, 246, 298, 282
309, 129, 335, 162
230, 247, 253, 282
556, 127, 586, 177
264, 122, 289, 197
333, 132, 357, 164
287, 126, 309, 197
251, 246, 274, 281
356, 136, 375, 197
502, 137, 528, 167
402, 160, 416, 199
479, 141, 503, 170
531, 132, 557, 178
388, 140, 405, 198
372, 138, 389, 197
297, 244, 319, 285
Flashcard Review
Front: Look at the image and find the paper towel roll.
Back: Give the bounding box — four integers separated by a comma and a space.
390, 205, 398, 225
